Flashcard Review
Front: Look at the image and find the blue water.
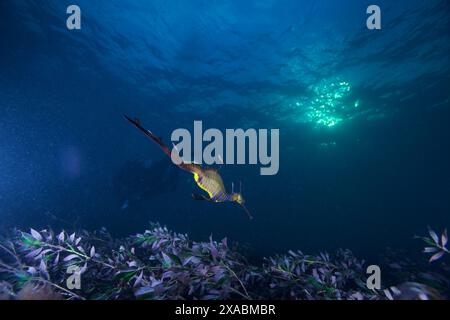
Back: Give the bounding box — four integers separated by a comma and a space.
1, 0, 449, 262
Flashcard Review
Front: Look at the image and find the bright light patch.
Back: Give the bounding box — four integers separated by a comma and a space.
288, 79, 360, 128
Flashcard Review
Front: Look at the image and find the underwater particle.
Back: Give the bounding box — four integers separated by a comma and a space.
121, 199, 129, 210
319, 141, 337, 148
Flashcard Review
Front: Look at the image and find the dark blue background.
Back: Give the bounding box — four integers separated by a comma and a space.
1, 0, 449, 261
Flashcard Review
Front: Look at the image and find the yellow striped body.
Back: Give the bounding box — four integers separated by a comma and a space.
193, 169, 231, 202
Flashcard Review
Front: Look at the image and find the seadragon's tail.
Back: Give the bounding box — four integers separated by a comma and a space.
124, 115, 201, 175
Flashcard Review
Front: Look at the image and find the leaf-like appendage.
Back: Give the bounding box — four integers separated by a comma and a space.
423, 247, 438, 253
429, 251, 445, 263
30, 228, 43, 241
428, 227, 439, 245
57, 231, 65, 242
162, 252, 172, 267
63, 254, 80, 262
441, 229, 448, 247
134, 271, 143, 288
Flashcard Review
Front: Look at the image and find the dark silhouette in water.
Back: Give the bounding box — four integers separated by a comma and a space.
113, 158, 179, 211
124, 115, 253, 219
